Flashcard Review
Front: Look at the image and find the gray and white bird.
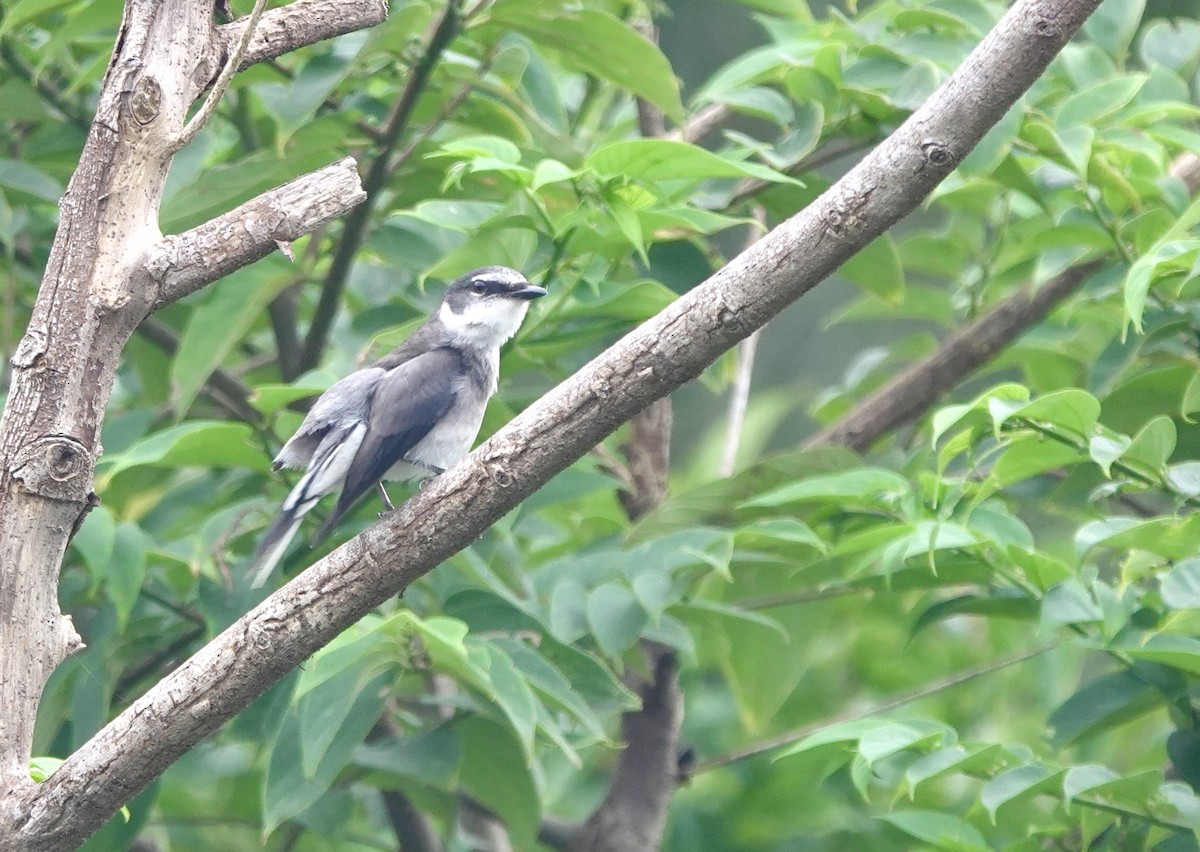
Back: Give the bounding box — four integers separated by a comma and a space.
247, 266, 546, 587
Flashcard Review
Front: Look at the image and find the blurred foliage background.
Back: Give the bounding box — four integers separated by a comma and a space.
7, 0, 1200, 848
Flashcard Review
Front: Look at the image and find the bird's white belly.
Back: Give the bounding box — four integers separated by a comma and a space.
383, 400, 485, 480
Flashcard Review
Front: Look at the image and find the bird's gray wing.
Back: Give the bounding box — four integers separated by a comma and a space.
313, 348, 462, 542
272, 367, 384, 470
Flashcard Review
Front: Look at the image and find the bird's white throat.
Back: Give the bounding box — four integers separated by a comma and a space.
439, 299, 530, 349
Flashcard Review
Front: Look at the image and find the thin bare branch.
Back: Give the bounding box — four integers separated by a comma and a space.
697, 643, 1058, 771
175, 0, 267, 151
804, 259, 1106, 452
149, 157, 366, 311
664, 103, 731, 145
224, 0, 389, 70
719, 210, 768, 477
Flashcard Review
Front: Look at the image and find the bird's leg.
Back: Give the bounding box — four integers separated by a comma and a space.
376, 481, 396, 518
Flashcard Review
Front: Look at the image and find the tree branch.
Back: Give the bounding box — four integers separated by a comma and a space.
174, 0, 268, 151
223, 0, 389, 70
148, 157, 366, 311
697, 643, 1058, 772
569, 647, 682, 852
297, 0, 464, 373
804, 259, 1106, 452
12, 1, 1103, 846
803, 153, 1200, 455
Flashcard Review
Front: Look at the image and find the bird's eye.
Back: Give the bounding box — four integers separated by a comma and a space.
471, 280, 488, 295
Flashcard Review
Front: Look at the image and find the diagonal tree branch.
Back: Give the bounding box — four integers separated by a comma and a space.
149, 157, 366, 310
12, 1, 1103, 846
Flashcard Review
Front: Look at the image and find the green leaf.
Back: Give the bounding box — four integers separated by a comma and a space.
1041, 580, 1103, 629
491, 637, 609, 742
263, 670, 391, 834
29, 755, 64, 783
251, 380, 331, 417
1083, 0, 1146, 60
1053, 125, 1094, 176
674, 599, 788, 642
456, 716, 540, 846
857, 720, 953, 764
489, 5, 683, 122
586, 139, 795, 187
989, 435, 1080, 490
880, 810, 989, 851
70, 505, 116, 586
994, 389, 1101, 440
299, 662, 386, 779
912, 593, 1039, 635
778, 718, 896, 759
354, 724, 461, 790
981, 764, 1062, 822
1055, 74, 1147, 128
1162, 559, 1200, 610
839, 234, 905, 304
170, 262, 291, 418
0, 156, 63, 202
586, 582, 649, 659
478, 642, 538, 756
1049, 666, 1176, 747
741, 468, 910, 509
1063, 764, 1160, 806
1121, 415, 1176, 475
1126, 634, 1200, 675
905, 744, 1011, 795
97, 421, 269, 479
106, 522, 149, 630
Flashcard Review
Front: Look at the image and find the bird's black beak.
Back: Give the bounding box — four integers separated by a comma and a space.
511, 284, 548, 300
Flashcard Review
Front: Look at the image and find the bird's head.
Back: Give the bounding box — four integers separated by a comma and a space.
438, 266, 547, 348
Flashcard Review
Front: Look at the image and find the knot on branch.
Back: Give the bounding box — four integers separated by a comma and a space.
484, 458, 514, 488
920, 139, 955, 168
10, 329, 47, 371
10, 436, 93, 502
1029, 15, 1062, 40
129, 75, 162, 126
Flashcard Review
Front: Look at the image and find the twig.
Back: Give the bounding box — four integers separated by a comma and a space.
297, 0, 464, 373
664, 103, 731, 145
719, 211, 768, 478
174, 0, 268, 152
697, 643, 1058, 771
388, 51, 496, 174
224, 0, 389, 71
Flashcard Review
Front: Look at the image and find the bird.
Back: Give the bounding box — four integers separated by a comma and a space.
246, 265, 547, 587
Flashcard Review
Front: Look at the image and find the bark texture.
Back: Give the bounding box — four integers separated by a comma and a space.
570, 648, 682, 852
10, 1, 1101, 848
0, 0, 380, 847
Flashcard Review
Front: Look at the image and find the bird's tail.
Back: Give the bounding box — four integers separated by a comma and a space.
246, 473, 326, 588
